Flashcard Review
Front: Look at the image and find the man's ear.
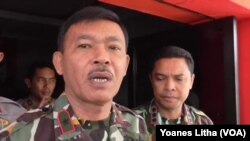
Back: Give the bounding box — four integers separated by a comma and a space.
0, 52, 4, 62
53, 51, 63, 75
190, 74, 195, 89
123, 55, 130, 77
24, 78, 31, 88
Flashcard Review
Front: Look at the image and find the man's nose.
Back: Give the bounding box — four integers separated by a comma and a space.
43, 79, 54, 88
164, 79, 175, 91
92, 47, 111, 65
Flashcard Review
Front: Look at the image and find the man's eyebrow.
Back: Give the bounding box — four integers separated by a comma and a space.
105, 36, 123, 42
78, 35, 123, 44
37, 76, 56, 79
174, 74, 185, 77
154, 72, 165, 76
78, 35, 95, 40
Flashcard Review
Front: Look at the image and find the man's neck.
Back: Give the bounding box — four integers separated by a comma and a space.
29, 95, 52, 107
67, 94, 112, 121
157, 104, 182, 120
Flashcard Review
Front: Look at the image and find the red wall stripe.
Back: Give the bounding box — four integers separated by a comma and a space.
238, 18, 250, 124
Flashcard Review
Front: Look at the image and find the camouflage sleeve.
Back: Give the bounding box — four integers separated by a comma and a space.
0, 106, 53, 141
197, 112, 214, 125
190, 106, 214, 125
113, 103, 150, 141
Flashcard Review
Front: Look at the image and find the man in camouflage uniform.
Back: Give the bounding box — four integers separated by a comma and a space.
17, 61, 57, 110
0, 6, 149, 141
1, 94, 148, 140
134, 46, 213, 139
0, 46, 26, 130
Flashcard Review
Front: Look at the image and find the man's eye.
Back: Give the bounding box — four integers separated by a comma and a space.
176, 78, 184, 82
49, 78, 56, 83
155, 76, 164, 81
109, 45, 121, 51
78, 44, 91, 48
37, 78, 45, 83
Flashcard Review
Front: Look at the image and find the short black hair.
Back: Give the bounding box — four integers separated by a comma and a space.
149, 46, 194, 74
57, 6, 128, 52
26, 61, 56, 79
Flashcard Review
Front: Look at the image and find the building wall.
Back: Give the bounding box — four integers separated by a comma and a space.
238, 18, 250, 124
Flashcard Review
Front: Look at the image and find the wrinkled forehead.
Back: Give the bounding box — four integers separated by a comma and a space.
154, 58, 191, 73
68, 20, 126, 42
64, 20, 126, 47
34, 67, 56, 77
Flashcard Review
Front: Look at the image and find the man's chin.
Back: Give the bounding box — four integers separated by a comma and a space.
93, 98, 113, 106
41, 95, 52, 100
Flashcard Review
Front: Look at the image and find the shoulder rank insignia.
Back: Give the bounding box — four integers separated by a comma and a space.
57, 110, 75, 134
0, 118, 10, 129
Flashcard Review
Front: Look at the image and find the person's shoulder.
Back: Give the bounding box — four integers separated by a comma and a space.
112, 102, 150, 140
112, 102, 147, 124
16, 97, 28, 104
1, 97, 22, 106
0, 105, 53, 139
185, 104, 214, 124
0, 96, 26, 116
187, 105, 207, 116
133, 101, 151, 110
0, 97, 27, 130
113, 102, 141, 117
133, 101, 151, 115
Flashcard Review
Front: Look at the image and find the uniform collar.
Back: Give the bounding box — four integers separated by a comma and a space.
149, 99, 195, 125
52, 93, 131, 140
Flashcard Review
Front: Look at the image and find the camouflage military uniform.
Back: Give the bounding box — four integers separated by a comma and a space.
17, 97, 54, 110
134, 99, 213, 140
0, 93, 149, 141
0, 97, 26, 130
